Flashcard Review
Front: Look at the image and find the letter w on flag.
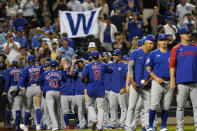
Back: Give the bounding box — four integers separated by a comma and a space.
60, 8, 101, 38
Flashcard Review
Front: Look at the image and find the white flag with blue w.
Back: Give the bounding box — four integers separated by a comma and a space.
60, 8, 101, 38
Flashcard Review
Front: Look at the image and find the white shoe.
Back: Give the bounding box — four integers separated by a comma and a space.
147, 128, 153, 131
36, 125, 41, 130
20, 124, 28, 131
52, 128, 58, 131
177, 129, 183, 131
47, 126, 51, 130
160, 128, 168, 131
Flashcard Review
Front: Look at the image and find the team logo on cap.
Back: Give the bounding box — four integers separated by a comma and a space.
146, 58, 150, 64
118, 67, 122, 71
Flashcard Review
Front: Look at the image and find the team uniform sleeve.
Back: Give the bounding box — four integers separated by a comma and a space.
104, 64, 113, 74
82, 65, 88, 78
129, 49, 137, 60
3, 69, 11, 92
145, 52, 154, 67
16, 68, 27, 88
169, 46, 178, 68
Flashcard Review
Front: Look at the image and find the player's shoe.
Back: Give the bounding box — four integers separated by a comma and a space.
147, 128, 153, 131
36, 125, 41, 130
20, 124, 28, 131
65, 126, 70, 130
41, 125, 47, 130
104, 126, 112, 130
177, 129, 183, 131
6, 124, 11, 129
92, 122, 97, 131
141, 127, 146, 131
160, 128, 168, 131
52, 128, 58, 131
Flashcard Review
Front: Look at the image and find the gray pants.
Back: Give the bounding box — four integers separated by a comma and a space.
176, 83, 197, 130
151, 80, 173, 110
87, 96, 105, 130
41, 96, 52, 128
110, 91, 127, 127
126, 85, 151, 131
103, 90, 111, 127
61, 95, 76, 114
25, 85, 42, 112
46, 91, 60, 130
75, 95, 86, 128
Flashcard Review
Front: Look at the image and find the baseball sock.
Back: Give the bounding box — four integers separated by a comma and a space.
36, 109, 41, 125
72, 114, 79, 126
15, 110, 21, 126
64, 114, 69, 126
6, 110, 11, 125
149, 109, 156, 128
24, 112, 30, 126
161, 110, 168, 129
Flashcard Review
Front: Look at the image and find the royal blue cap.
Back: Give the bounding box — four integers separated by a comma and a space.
137, 39, 143, 46
28, 55, 35, 62
35, 62, 40, 65
168, 2, 174, 7
46, 57, 51, 61
17, 27, 24, 32
179, 26, 191, 34
50, 60, 58, 66
158, 33, 168, 40
76, 59, 84, 64
102, 52, 109, 57
187, 22, 194, 27
5, 16, 11, 19
120, 2, 127, 7
91, 51, 99, 58
166, 16, 173, 20
61, 38, 68, 42
114, 5, 120, 10
123, 55, 129, 60
113, 49, 121, 56
145, 34, 155, 42
12, 60, 18, 64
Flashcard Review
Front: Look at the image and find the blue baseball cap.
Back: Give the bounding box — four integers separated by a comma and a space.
11, 60, 18, 64
5, 16, 11, 19
102, 52, 109, 57
28, 55, 35, 62
179, 26, 191, 34
158, 33, 168, 40
137, 39, 143, 46
46, 57, 51, 61
120, 2, 127, 7
168, 2, 174, 7
50, 60, 58, 66
113, 49, 121, 56
61, 38, 68, 42
114, 5, 120, 10
91, 51, 99, 58
76, 59, 84, 64
166, 16, 173, 21
123, 55, 129, 60
17, 27, 24, 32
145, 34, 155, 42
187, 22, 194, 27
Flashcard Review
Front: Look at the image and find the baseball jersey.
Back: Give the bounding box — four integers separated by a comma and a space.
61, 70, 75, 95
17, 65, 44, 88
82, 62, 112, 97
129, 48, 151, 88
146, 49, 171, 80
73, 68, 87, 95
169, 43, 197, 84
39, 69, 66, 92
110, 62, 127, 93
4, 67, 22, 92
104, 63, 112, 91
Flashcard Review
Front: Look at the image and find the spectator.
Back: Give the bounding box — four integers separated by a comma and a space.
147, 6, 164, 35
52, 0, 70, 19
0, 0, 6, 18
44, 31, 58, 50
6, 0, 19, 16
3, 32, 20, 63
113, 32, 130, 55
125, 13, 148, 42
31, 27, 43, 49
164, 16, 178, 40
20, 0, 39, 21
0, 24, 10, 49
61, 32, 75, 50
68, 0, 83, 12
13, 9, 28, 31
13, 27, 29, 50
99, 17, 117, 51
128, 36, 140, 54
176, 0, 196, 26
82, 0, 95, 11
17, 47, 30, 68
167, 33, 177, 50
187, 22, 197, 33
51, 42, 58, 60
82, 42, 97, 63
42, 18, 56, 32
36, 39, 51, 61
111, 6, 125, 32
4, 16, 14, 32
98, 0, 109, 16
0, 53, 10, 70
164, 3, 177, 23
28, 19, 40, 41
38, 0, 51, 26
56, 38, 75, 65
181, 13, 197, 26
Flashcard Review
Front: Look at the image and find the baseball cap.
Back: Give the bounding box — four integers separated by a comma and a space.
61, 38, 68, 42
137, 39, 143, 46
123, 55, 129, 60
5, 16, 11, 19
179, 26, 191, 34
145, 34, 155, 42
113, 49, 121, 56
168, 2, 174, 7
28, 55, 35, 62
187, 22, 194, 27
11, 60, 18, 64
17, 9, 23, 14
158, 33, 168, 40
17, 27, 24, 32
91, 51, 99, 58
50, 60, 58, 66
76, 59, 84, 64
88, 42, 96, 48
102, 52, 110, 57
166, 16, 173, 21
114, 5, 120, 10
46, 57, 51, 61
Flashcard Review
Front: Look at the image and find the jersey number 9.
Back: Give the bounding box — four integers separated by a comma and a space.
94, 70, 100, 80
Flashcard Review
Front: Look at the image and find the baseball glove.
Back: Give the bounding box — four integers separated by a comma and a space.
10, 88, 21, 97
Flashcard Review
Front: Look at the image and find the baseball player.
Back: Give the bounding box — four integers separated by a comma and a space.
17, 55, 44, 131
60, 59, 78, 130
39, 60, 66, 131
169, 26, 197, 131
126, 34, 155, 131
109, 49, 128, 129
146, 33, 173, 131
81, 51, 112, 131
2, 61, 23, 131
70, 59, 87, 129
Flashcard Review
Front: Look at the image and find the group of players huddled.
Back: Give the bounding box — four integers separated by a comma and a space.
2, 25, 197, 131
